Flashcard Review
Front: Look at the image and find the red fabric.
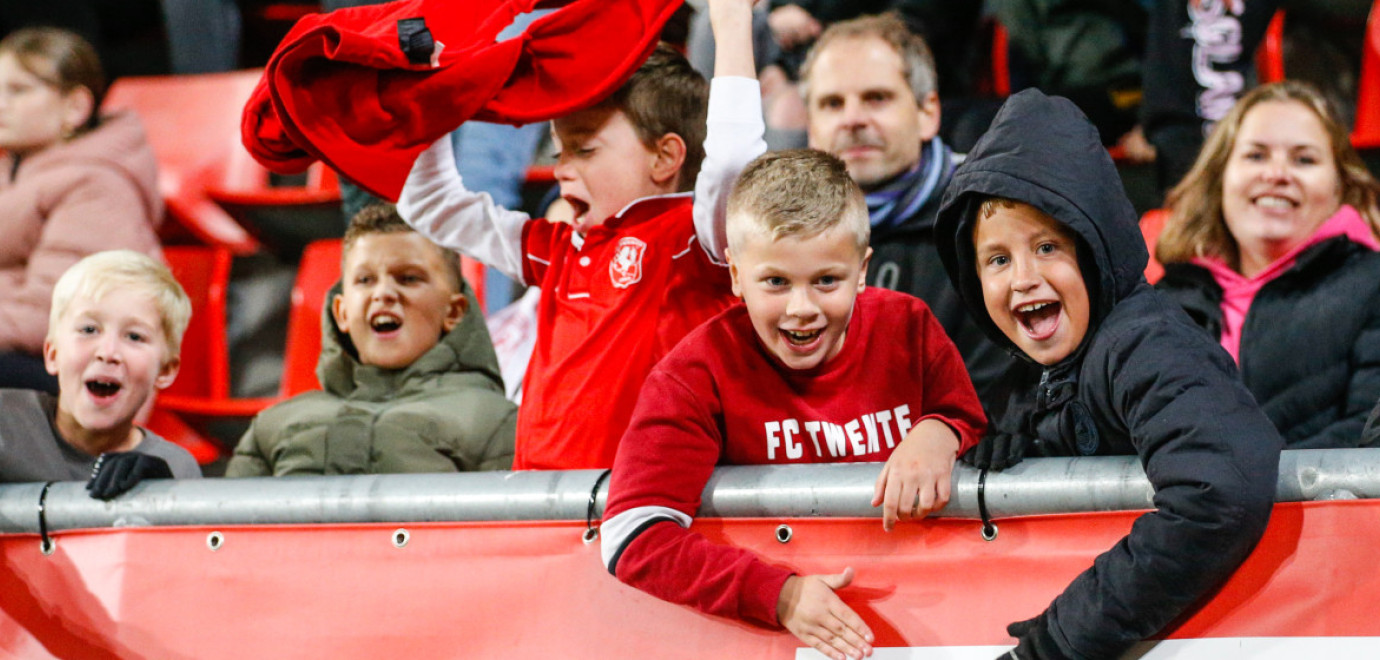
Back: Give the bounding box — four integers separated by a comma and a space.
514, 196, 737, 470
604, 287, 987, 625
241, 0, 683, 200
7, 503, 1380, 657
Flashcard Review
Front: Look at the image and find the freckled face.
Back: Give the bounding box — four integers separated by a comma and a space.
974, 203, 1090, 366
729, 223, 871, 370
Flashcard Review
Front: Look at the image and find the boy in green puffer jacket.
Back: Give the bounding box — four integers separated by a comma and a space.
227, 204, 515, 476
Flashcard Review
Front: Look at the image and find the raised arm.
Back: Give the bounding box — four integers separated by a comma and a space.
396, 136, 530, 284
1032, 321, 1281, 658
693, 0, 768, 264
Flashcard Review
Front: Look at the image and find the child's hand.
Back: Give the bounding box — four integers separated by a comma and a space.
871, 419, 960, 531
708, 0, 756, 79
777, 567, 874, 660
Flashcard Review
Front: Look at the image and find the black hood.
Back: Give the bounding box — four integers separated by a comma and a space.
935, 88, 1147, 359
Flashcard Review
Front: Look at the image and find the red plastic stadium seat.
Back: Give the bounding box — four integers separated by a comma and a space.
142, 406, 223, 466
104, 69, 344, 257
142, 246, 275, 462
209, 150, 341, 207
1256, 10, 1286, 84
990, 20, 1011, 98
103, 70, 265, 255
1141, 209, 1168, 284
280, 239, 342, 397
155, 246, 276, 417
1351, 1, 1380, 149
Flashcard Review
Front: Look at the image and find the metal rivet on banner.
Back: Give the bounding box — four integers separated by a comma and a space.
981, 522, 999, 542
775, 524, 793, 544
206, 531, 224, 551
392, 528, 410, 549
39, 537, 55, 556
581, 527, 599, 545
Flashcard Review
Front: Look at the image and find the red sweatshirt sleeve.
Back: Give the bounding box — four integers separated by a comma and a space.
601, 364, 793, 628
912, 302, 987, 454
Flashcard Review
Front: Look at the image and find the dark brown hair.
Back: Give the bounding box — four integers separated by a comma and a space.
598, 43, 708, 192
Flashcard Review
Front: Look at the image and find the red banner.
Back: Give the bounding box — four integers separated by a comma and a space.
2, 500, 1378, 658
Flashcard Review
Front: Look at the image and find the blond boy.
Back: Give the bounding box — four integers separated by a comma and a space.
0, 250, 200, 497
601, 149, 985, 660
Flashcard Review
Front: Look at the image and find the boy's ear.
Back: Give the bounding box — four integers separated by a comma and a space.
856, 247, 873, 291
331, 293, 350, 334
42, 339, 59, 376
442, 292, 468, 333
726, 248, 744, 298
649, 133, 687, 188
154, 356, 181, 391
916, 90, 941, 143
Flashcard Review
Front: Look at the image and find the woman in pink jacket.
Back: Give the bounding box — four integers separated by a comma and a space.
0, 27, 162, 392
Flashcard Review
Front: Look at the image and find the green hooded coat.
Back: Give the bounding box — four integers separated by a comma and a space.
227, 280, 515, 476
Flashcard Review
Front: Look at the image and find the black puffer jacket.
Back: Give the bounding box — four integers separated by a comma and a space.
1157, 234, 1380, 448
935, 89, 1282, 659
869, 140, 1011, 403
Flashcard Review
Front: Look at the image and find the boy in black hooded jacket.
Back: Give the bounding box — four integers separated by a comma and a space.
934, 88, 1283, 659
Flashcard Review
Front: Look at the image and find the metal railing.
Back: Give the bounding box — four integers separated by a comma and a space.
1, 449, 1376, 534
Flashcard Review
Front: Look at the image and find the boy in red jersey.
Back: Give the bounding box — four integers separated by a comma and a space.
398, 5, 767, 470
600, 149, 986, 660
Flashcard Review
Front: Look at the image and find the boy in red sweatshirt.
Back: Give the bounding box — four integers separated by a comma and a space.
601, 149, 986, 660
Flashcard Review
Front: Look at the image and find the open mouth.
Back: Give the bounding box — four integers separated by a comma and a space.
1014, 301, 1061, 340
85, 378, 122, 399
564, 196, 590, 221
780, 328, 823, 347
370, 313, 402, 334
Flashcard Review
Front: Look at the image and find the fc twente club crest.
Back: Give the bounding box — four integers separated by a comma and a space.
609, 237, 646, 289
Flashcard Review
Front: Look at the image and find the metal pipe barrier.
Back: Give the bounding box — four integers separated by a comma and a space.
1, 448, 1377, 534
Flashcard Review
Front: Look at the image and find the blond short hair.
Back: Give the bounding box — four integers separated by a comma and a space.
48, 250, 191, 362
1159, 80, 1380, 267
726, 149, 869, 254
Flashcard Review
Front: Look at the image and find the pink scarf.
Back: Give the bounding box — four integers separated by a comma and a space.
1192, 204, 1380, 363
